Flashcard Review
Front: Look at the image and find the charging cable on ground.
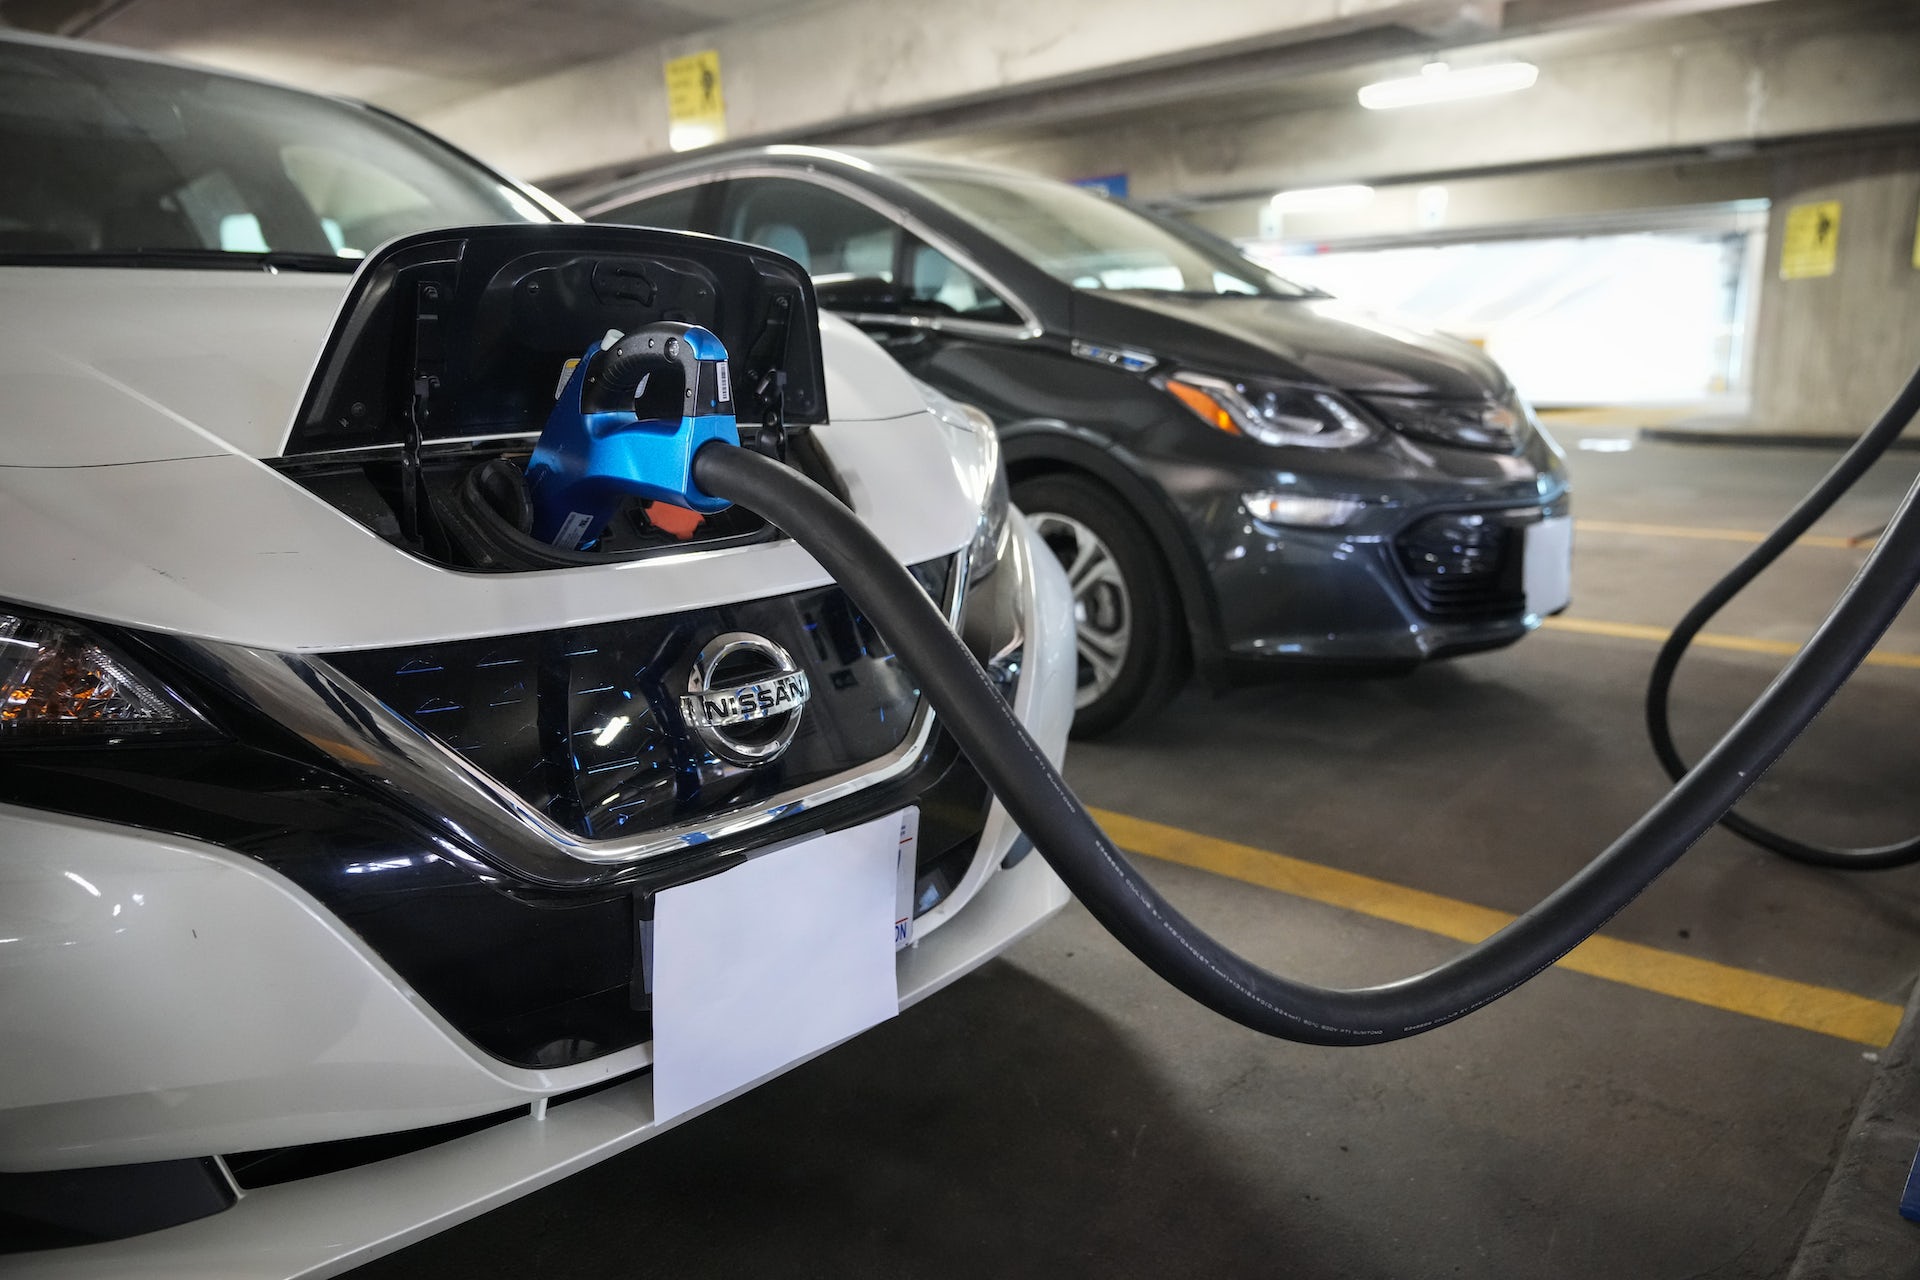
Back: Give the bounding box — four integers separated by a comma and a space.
1644, 364, 1920, 870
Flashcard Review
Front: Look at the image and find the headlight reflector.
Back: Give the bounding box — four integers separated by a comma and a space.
1363, 394, 1528, 453
0, 612, 201, 739
1160, 372, 1374, 449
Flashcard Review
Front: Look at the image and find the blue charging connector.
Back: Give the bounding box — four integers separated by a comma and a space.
526, 322, 740, 550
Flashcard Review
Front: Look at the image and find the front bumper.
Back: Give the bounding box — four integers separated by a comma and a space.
1, 512, 1075, 1277
1150, 427, 1572, 670
1208, 493, 1574, 669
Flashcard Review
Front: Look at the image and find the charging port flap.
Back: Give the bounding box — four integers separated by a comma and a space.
284, 223, 826, 458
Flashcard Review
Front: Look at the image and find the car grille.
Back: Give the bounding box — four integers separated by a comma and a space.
1394, 512, 1526, 621
325, 558, 954, 842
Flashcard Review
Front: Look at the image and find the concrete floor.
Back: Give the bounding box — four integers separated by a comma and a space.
355, 422, 1920, 1279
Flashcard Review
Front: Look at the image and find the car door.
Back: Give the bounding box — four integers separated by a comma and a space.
596, 172, 1032, 407
707, 175, 1026, 375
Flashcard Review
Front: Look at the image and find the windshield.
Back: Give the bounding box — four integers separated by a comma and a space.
0, 41, 552, 270
908, 170, 1317, 298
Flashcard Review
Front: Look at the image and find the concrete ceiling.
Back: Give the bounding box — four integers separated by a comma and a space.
0, 0, 818, 113
887, 0, 1920, 203
7, 0, 1913, 210
10, 0, 1726, 185
407, 0, 1765, 188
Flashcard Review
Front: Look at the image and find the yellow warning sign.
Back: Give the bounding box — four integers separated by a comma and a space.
1780, 200, 1841, 279
664, 50, 725, 150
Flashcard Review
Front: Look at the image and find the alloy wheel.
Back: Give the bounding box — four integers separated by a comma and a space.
1029, 511, 1133, 710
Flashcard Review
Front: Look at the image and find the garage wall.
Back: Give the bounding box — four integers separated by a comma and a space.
1747, 143, 1920, 436
1180, 159, 1772, 245
414, 0, 1451, 186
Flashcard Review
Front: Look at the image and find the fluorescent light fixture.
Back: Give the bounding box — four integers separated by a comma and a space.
1358, 60, 1538, 110
594, 715, 631, 748
668, 121, 721, 152
1269, 184, 1375, 214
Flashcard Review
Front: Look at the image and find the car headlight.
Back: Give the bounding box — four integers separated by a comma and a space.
1158, 371, 1374, 449
970, 430, 1012, 578
1362, 393, 1530, 453
0, 610, 207, 740
915, 380, 1012, 579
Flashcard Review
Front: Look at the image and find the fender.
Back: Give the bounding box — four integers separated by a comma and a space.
999, 422, 1227, 687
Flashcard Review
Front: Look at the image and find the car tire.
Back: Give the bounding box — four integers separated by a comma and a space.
1014, 472, 1186, 738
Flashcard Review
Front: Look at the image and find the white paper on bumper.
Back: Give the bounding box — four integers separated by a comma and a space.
1524, 515, 1574, 617
650, 811, 902, 1123
894, 806, 921, 950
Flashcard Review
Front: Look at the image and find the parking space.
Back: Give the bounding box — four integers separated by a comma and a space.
351, 424, 1920, 1278
6, 6, 1920, 1274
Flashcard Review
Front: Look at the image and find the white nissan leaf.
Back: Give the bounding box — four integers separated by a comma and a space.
0, 32, 1075, 1276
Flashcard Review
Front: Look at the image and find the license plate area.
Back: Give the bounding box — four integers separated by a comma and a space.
1524, 515, 1574, 617
647, 811, 905, 1122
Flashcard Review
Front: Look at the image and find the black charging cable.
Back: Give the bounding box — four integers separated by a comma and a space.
1643, 364, 1920, 869
690, 374, 1920, 1045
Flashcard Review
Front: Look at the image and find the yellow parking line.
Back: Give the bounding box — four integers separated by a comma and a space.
1537, 407, 1701, 428
1539, 615, 1920, 670
1576, 518, 1871, 551
1089, 808, 1905, 1047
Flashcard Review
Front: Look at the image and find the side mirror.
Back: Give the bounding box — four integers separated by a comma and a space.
813, 274, 904, 314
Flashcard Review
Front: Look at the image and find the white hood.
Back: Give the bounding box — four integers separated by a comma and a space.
0, 266, 972, 650
0, 266, 932, 466
0, 268, 341, 465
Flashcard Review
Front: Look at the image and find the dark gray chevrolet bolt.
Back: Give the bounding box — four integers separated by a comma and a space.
582, 146, 1572, 734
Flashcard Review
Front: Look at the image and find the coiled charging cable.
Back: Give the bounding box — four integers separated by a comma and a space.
1644, 364, 1920, 870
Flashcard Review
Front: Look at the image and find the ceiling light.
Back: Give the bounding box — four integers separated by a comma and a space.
1268, 184, 1376, 213
1358, 61, 1538, 110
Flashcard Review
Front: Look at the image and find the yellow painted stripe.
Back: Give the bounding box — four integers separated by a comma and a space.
1088, 807, 1905, 1047
1537, 407, 1700, 428
1576, 518, 1872, 551
1539, 615, 1920, 670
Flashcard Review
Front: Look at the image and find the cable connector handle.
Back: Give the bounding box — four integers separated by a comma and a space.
526, 322, 741, 549
582, 322, 735, 418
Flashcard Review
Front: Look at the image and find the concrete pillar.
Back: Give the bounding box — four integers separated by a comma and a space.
1748, 145, 1920, 435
